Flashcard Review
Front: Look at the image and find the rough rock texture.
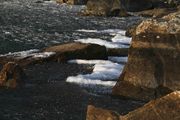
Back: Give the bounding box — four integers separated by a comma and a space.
0, 62, 26, 88
86, 105, 119, 120
83, 0, 128, 17
43, 42, 108, 62
56, 0, 87, 5
86, 91, 180, 120
120, 91, 180, 120
113, 11, 180, 101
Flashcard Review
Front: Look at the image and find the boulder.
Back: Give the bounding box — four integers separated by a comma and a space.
0, 62, 26, 88
43, 42, 107, 62
120, 91, 180, 120
112, 11, 180, 101
86, 105, 119, 120
83, 0, 128, 17
86, 91, 180, 120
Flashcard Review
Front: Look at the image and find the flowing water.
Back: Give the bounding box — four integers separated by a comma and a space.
0, 0, 145, 120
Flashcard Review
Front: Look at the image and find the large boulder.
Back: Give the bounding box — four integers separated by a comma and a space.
43, 42, 107, 62
86, 91, 180, 120
83, 0, 128, 17
112, 11, 180, 101
120, 91, 180, 120
86, 105, 119, 120
0, 62, 26, 88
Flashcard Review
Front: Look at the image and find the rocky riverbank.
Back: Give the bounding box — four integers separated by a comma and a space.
0, 0, 179, 120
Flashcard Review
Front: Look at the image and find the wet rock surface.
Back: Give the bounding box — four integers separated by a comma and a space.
43, 42, 108, 61
0, 62, 26, 88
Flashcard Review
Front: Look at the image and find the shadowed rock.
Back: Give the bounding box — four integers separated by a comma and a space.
82, 0, 128, 17
113, 11, 180, 101
43, 42, 108, 62
0, 62, 26, 88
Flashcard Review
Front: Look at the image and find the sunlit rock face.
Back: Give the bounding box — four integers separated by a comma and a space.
82, 0, 128, 17
120, 91, 180, 120
113, 11, 180, 101
86, 105, 119, 120
0, 62, 26, 88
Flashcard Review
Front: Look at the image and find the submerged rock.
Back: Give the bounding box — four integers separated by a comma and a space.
113, 11, 180, 101
0, 62, 26, 88
43, 42, 108, 62
82, 0, 128, 17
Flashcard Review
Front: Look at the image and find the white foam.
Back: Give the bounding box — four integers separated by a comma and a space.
75, 38, 128, 48
0, 49, 55, 59
76, 29, 125, 35
112, 34, 132, 44
33, 52, 55, 58
68, 59, 112, 65
66, 59, 125, 94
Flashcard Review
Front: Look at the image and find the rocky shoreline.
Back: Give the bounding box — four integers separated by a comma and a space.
0, 0, 180, 120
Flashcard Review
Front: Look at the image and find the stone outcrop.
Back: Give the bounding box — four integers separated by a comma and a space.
86, 105, 119, 120
120, 91, 180, 120
43, 42, 107, 62
112, 11, 180, 101
87, 91, 180, 120
0, 43, 107, 66
0, 62, 26, 88
82, 0, 128, 17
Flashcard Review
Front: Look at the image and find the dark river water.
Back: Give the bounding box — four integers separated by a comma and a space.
0, 0, 142, 54
0, 1, 145, 120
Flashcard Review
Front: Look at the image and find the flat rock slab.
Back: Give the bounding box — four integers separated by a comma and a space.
43, 42, 108, 62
